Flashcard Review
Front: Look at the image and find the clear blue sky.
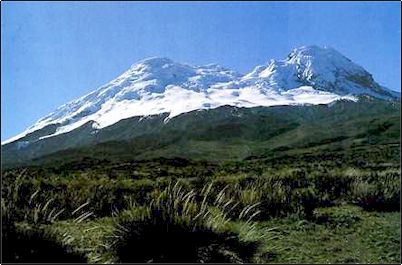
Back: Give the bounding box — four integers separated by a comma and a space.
1, 1, 401, 141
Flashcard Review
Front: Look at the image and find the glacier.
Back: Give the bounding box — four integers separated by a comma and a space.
2, 45, 399, 145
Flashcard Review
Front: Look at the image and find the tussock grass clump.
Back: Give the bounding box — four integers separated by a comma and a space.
111, 182, 261, 263
1, 171, 91, 263
213, 177, 319, 220
351, 178, 400, 211
292, 187, 320, 219
1, 200, 87, 263
209, 167, 400, 220
348, 168, 400, 211
313, 205, 362, 228
1, 169, 158, 219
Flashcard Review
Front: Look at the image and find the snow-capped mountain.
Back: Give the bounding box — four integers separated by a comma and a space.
3, 45, 399, 145
242, 45, 399, 98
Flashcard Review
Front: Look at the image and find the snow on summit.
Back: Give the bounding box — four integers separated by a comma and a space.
3, 46, 399, 145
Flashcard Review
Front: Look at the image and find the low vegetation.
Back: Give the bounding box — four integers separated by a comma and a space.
1, 147, 400, 263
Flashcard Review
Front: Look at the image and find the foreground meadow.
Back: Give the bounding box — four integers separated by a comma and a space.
2, 147, 400, 263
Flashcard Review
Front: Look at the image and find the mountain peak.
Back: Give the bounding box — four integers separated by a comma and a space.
3, 45, 398, 145
289, 45, 336, 56
129, 57, 181, 73
244, 45, 393, 97
286, 45, 357, 67
133, 56, 174, 66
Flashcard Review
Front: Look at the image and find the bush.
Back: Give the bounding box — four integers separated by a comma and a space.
2, 225, 87, 263
1, 200, 86, 263
1, 171, 158, 219
258, 182, 294, 219
292, 187, 320, 219
351, 178, 400, 211
309, 171, 355, 203
111, 182, 261, 263
313, 205, 362, 228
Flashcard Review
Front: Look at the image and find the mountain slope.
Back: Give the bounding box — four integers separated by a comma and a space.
2, 45, 400, 168
2, 98, 400, 168
3, 45, 399, 146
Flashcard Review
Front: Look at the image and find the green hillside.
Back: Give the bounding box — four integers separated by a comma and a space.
2, 98, 400, 263
3, 97, 400, 169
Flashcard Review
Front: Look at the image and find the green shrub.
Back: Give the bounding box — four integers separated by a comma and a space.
111, 182, 261, 263
258, 182, 294, 219
351, 177, 400, 211
292, 187, 320, 219
1, 199, 86, 263
313, 205, 362, 228
1, 171, 158, 219
309, 171, 355, 203
2, 225, 87, 262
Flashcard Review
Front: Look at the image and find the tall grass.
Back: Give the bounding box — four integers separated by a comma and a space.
350, 169, 400, 211
110, 182, 261, 263
1, 171, 92, 263
1, 165, 399, 262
